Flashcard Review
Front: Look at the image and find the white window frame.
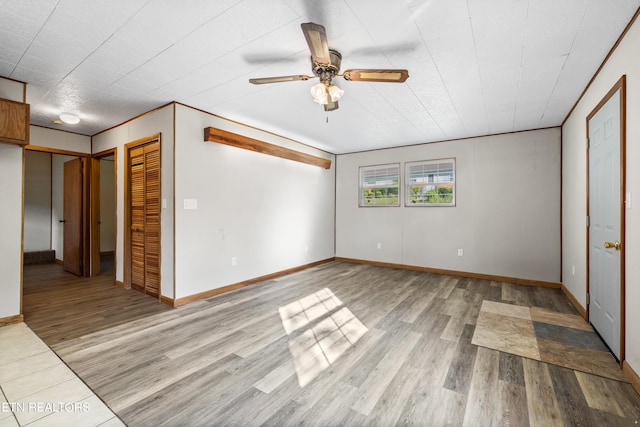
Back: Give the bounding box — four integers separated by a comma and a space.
405, 158, 455, 207
359, 163, 400, 207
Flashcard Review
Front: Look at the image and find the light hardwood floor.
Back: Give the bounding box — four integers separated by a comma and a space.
23, 261, 640, 426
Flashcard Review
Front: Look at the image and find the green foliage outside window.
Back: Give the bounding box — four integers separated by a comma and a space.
408, 185, 453, 204
363, 187, 399, 205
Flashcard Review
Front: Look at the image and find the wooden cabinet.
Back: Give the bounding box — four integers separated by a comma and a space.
0, 98, 30, 146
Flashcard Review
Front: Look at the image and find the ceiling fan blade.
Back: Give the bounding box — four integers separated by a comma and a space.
349, 42, 417, 58
342, 69, 409, 83
249, 75, 312, 84
243, 52, 301, 65
301, 22, 331, 64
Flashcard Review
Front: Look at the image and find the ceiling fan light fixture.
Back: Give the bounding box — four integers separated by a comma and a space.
310, 82, 328, 104
328, 84, 344, 102
59, 112, 80, 124
311, 82, 344, 105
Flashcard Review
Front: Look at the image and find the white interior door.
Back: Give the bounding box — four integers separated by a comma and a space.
588, 89, 622, 359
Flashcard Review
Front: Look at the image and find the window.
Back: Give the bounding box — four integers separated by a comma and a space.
359, 163, 400, 206
405, 158, 455, 206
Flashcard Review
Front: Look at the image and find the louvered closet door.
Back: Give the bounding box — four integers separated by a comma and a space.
129, 141, 160, 298
143, 143, 161, 297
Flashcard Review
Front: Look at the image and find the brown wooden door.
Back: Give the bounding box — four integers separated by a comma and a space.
63, 158, 83, 276
129, 142, 160, 297
90, 158, 101, 276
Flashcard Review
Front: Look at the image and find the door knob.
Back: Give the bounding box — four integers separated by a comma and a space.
604, 241, 621, 250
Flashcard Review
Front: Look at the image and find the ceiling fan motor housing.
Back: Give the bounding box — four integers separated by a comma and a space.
312, 49, 342, 83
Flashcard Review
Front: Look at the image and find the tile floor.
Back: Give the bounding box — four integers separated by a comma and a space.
472, 300, 627, 382
0, 323, 124, 427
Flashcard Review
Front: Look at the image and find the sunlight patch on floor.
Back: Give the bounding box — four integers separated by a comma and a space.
279, 288, 368, 387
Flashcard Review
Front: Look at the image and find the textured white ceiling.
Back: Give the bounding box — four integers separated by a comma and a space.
1, 0, 638, 153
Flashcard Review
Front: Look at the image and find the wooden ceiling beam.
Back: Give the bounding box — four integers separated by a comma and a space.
204, 127, 331, 169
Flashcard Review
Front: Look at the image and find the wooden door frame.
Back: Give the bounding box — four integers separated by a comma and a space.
124, 133, 161, 293
25, 146, 91, 276
585, 75, 626, 365
91, 148, 117, 277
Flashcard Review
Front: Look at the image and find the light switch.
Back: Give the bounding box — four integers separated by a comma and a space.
184, 199, 198, 210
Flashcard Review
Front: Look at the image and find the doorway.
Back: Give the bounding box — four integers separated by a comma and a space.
587, 76, 626, 362
23, 148, 90, 276
90, 150, 117, 276
125, 134, 161, 298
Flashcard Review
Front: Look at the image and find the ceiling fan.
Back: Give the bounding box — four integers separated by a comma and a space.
249, 22, 409, 111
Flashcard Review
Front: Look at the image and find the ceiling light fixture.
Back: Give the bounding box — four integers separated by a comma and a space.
310, 83, 328, 104
310, 82, 344, 105
328, 84, 344, 102
59, 113, 80, 124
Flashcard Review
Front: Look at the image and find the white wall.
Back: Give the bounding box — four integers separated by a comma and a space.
0, 78, 23, 102
24, 151, 51, 251
173, 104, 335, 299
562, 14, 640, 375
0, 144, 23, 319
92, 104, 175, 298
30, 126, 91, 154
99, 158, 116, 252
0, 77, 25, 319
336, 128, 561, 283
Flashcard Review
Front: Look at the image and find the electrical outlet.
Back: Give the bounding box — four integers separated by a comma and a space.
457, 249, 463, 256
572, 265, 575, 276
376, 242, 382, 250
231, 257, 238, 266
183, 199, 198, 210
